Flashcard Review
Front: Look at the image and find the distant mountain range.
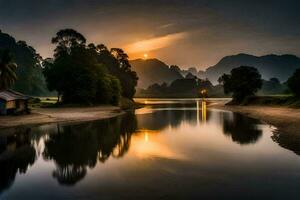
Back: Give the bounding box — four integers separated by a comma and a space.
205, 54, 300, 84
130, 59, 183, 88
130, 54, 300, 88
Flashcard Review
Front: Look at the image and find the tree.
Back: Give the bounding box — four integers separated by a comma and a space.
52, 29, 86, 57
96, 46, 138, 99
218, 66, 262, 103
43, 29, 122, 105
0, 50, 17, 90
42, 58, 63, 102
287, 69, 300, 97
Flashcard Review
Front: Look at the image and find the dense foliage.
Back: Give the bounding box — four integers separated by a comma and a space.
95, 46, 138, 99
0, 30, 47, 95
287, 69, 300, 97
218, 66, 262, 103
138, 76, 214, 97
0, 50, 17, 90
43, 29, 138, 105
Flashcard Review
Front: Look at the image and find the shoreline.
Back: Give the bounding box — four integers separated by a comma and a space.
1, 100, 300, 155
0, 106, 125, 129
210, 101, 300, 135
210, 101, 300, 155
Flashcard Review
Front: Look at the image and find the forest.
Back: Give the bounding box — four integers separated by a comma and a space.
0, 29, 138, 105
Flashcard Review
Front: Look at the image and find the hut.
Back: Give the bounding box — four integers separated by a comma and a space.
0, 90, 30, 115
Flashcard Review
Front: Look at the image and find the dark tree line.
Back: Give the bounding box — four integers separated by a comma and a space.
0, 29, 138, 105
218, 65, 300, 103
43, 29, 138, 104
139, 76, 213, 98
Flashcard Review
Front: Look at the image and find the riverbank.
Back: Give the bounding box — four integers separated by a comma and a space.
211, 101, 300, 155
0, 106, 124, 129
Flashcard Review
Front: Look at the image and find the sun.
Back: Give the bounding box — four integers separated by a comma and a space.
143, 53, 148, 59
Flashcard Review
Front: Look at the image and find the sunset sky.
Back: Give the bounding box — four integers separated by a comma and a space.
0, 0, 299, 69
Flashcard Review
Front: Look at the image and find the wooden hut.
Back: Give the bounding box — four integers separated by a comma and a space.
0, 90, 30, 115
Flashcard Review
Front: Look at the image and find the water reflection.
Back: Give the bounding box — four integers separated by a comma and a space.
196, 100, 207, 124
1, 101, 299, 199
0, 128, 36, 193
0, 114, 137, 190
222, 112, 262, 145
138, 102, 210, 131
42, 114, 137, 185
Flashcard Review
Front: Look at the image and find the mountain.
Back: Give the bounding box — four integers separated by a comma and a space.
174, 67, 205, 79
130, 58, 183, 88
205, 53, 300, 84
130, 54, 300, 89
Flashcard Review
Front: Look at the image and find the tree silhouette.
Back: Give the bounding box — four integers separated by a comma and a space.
108, 48, 138, 99
51, 29, 86, 57
44, 29, 122, 105
219, 66, 262, 103
287, 69, 300, 97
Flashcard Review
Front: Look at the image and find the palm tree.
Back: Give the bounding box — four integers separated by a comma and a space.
0, 50, 17, 90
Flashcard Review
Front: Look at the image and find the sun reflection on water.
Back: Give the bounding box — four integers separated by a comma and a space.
130, 130, 184, 160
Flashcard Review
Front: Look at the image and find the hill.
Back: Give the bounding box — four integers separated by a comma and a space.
130, 59, 183, 88
205, 53, 300, 84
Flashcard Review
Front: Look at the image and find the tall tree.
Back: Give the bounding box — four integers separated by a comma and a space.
0, 50, 17, 90
219, 66, 262, 103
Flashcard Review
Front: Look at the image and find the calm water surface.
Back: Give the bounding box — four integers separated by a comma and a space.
1, 99, 300, 199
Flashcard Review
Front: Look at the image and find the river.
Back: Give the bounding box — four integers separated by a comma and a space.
0, 99, 299, 199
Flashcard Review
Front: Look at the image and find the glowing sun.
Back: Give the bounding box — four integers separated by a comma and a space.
143, 53, 148, 59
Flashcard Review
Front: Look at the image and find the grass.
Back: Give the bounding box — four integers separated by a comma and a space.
30, 97, 58, 108
30, 96, 141, 110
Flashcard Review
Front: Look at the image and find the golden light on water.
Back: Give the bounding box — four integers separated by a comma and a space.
196, 100, 200, 125
197, 100, 207, 124
144, 132, 149, 142
202, 100, 207, 122
130, 130, 183, 159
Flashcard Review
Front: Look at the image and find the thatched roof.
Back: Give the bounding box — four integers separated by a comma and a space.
0, 90, 29, 101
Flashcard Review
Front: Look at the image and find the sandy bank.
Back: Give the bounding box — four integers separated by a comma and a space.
0, 106, 124, 129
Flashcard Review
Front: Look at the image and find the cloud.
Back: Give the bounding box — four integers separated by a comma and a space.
125, 32, 188, 54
